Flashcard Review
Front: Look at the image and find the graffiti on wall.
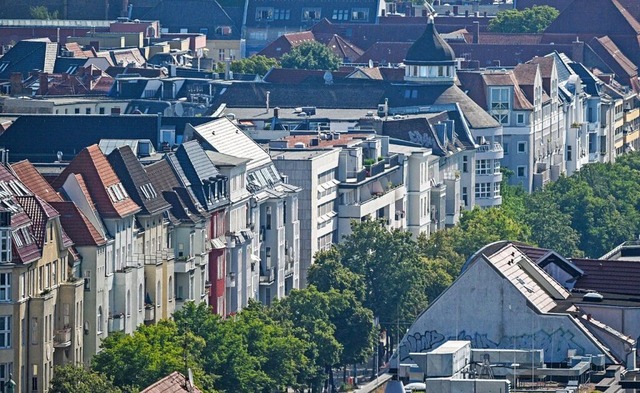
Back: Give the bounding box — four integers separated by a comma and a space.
398, 328, 587, 362
407, 130, 436, 148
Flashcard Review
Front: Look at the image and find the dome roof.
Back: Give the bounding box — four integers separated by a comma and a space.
404, 17, 456, 64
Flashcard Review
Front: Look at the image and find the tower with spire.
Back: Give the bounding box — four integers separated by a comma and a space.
404, 15, 457, 85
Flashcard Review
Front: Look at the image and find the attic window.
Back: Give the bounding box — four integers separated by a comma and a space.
108, 183, 128, 203
215, 26, 232, 36
302, 8, 321, 21
332, 9, 349, 21
351, 8, 369, 21
256, 7, 274, 21
139, 183, 158, 200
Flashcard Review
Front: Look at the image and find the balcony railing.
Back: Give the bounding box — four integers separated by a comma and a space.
260, 266, 275, 284
476, 143, 503, 153
144, 306, 155, 322
108, 314, 125, 333
53, 328, 71, 347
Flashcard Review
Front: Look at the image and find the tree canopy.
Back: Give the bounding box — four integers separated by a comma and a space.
29, 6, 59, 20
488, 6, 559, 33
50, 365, 121, 393
216, 55, 279, 76
280, 42, 341, 71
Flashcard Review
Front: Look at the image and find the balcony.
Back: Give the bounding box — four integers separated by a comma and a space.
108, 314, 125, 333
260, 266, 275, 285
284, 256, 295, 278
339, 184, 405, 219
174, 254, 195, 273
144, 306, 155, 322
53, 328, 71, 348
476, 143, 503, 160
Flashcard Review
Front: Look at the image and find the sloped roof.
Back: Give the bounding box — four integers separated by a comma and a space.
107, 145, 171, 216
544, 0, 640, 36
0, 114, 161, 163
355, 42, 412, 65
589, 35, 638, 80
514, 63, 539, 86
11, 160, 63, 202
52, 145, 141, 219
145, 159, 200, 223
327, 34, 364, 62
257, 31, 316, 59
571, 258, 640, 297
49, 201, 106, 247
458, 70, 534, 112
15, 195, 73, 248
405, 18, 456, 64
132, 0, 240, 40
262, 68, 350, 84
0, 38, 57, 79
189, 117, 272, 171
141, 371, 203, 393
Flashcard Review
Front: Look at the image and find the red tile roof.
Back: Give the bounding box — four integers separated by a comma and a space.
49, 201, 106, 247
326, 34, 364, 62
52, 145, 140, 219
140, 372, 203, 393
11, 160, 63, 202
15, 195, 73, 248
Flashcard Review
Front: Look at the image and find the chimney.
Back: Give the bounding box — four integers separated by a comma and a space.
9, 72, 22, 96
572, 38, 584, 64
453, 5, 459, 15
273, 107, 279, 119
38, 73, 49, 95
473, 21, 480, 44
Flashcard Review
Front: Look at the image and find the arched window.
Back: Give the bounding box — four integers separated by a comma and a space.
126, 290, 131, 316
138, 284, 143, 310
168, 276, 173, 300
156, 281, 161, 307
97, 306, 103, 333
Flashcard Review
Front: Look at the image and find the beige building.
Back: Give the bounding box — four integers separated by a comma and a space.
0, 163, 83, 393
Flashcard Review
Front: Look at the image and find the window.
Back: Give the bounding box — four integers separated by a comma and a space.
517, 141, 527, 153
494, 182, 501, 195
83, 270, 91, 291
351, 8, 369, 21
462, 156, 468, 173
490, 87, 510, 124
302, 8, 321, 20
494, 160, 500, 174
0, 316, 10, 348
517, 166, 526, 178
0, 230, 10, 263
249, 31, 267, 41
474, 183, 491, 199
215, 26, 232, 36
97, 307, 103, 334
503, 143, 509, 154
0, 362, 12, 391
138, 284, 143, 310
168, 276, 173, 300
256, 7, 274, 21
85, 108, 91, 114
99, 107, 105, 114
332, 9, 349, 20
462, 187, 468, 207
273, 8, 290, 20
476, 159, 491, 175
265, 206, 272, 230
516, 113, 525, 125
31, 318, 37, 345
566, 145, 572, 161
74, 108, 80, 114
218, 49, 225, 61
0, 273, 9, 302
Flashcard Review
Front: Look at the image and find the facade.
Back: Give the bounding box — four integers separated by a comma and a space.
188, 118, 301, 311
393, 242, 624, 370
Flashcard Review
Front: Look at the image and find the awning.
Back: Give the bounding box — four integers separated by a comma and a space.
211, 237, 226, 249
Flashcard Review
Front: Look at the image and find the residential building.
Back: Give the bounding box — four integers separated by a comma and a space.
244, 0, 385, 55
188, 118, 301, 311
51, 145, 144, 339
106, 145, 174, 322
0, 162, 83, 393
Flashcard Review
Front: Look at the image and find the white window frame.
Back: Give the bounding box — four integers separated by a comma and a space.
0, 273, 10, 302
517, 141, 527, 154
0, 316, 11, 349
517, 166, 527, 178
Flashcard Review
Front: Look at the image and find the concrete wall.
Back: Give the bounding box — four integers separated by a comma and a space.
395, 257, 608, 366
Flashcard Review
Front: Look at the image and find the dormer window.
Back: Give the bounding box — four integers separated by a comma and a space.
215, 26, 232, 36
351, 8, 369, 21
256, 7, 274, 21
302, 8, 321, 21
139, 183, 158, 200
107, 183, 129, 203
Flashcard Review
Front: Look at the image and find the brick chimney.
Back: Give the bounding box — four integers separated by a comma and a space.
9, 72, 22, 96
38, 73, 49, 95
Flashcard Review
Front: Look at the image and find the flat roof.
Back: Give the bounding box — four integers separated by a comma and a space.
222, 107, 378, 121
269, 149, 335, 160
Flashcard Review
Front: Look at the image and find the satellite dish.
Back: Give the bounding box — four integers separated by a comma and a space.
323, 71, 333, 85
368, 59, 374, 68
175, 102, 184, 116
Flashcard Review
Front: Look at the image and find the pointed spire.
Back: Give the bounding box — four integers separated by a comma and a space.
404, 17, 456, 65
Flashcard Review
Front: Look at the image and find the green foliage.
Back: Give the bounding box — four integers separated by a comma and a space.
488, 6, 559, 33
280, 42, 340, 71
91, 320, 212, 393
29, 6, 59, 20
50, 365, 122, 393
215, 55, 278, 75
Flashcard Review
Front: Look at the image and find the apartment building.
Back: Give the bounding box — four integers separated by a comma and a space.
188, 118, 301, 311
0, 163, 83, 393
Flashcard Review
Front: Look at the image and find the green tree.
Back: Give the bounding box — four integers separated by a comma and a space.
91, 320, 212, 392
488, 6, 559, 33
308, 248, 365, 301
280, 42, 340, 71
50, 365, 122, 393
216, 55, 279, 75
29, 6, 59, 20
